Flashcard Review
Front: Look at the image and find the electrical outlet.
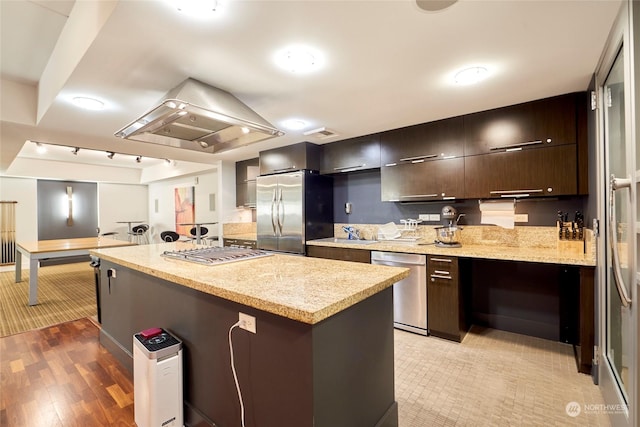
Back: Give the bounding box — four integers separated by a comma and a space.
107, 268, 116, 278
238, 312, 256, 333
418, 214, 429, 221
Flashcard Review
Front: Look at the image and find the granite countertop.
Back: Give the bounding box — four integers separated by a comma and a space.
306, 238, 596, 267
90, 242, 409, 324
223, 233, 257, 241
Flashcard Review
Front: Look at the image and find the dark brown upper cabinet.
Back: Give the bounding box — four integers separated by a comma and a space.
464, 93, 578, 156
381, 157, 464, 202
380, 116, 464, 165
236, 157, 259, 208
259, 142, 321, 175
463, 144, 577, 199
320, 134, 381, 174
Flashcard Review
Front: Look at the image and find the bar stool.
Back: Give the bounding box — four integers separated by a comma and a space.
189, 226, 206, 243
160, 231, 180, 242
129, 224, 149, 244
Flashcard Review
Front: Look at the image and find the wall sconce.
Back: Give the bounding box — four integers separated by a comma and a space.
66, 186, 73, 226
107, 151, 115, 159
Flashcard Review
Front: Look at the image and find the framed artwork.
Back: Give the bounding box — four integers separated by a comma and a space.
175, 186, 195, 235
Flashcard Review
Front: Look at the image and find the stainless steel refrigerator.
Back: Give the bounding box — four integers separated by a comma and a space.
257, 170, 333, 254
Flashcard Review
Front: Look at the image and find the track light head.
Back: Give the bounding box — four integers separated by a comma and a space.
107, 151, 115, 159
136, 156, 142, 163
72, 147, 80, 155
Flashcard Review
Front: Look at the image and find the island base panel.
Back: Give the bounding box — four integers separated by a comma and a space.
98, 260, 397, 427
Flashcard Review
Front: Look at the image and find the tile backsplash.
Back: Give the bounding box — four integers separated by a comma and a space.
334, 223, 594, 256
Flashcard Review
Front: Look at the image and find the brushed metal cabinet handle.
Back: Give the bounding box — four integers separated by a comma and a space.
430, 274, 452, 280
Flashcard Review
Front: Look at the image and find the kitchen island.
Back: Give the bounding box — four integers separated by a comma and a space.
90, 242, 409, 427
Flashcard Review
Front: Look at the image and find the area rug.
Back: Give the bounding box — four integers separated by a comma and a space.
0, 262, 96, 337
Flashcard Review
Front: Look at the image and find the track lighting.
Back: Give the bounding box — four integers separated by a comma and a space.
107, 151, 115, 159
72, 147, 80, 155
136, 156, 142, 163
164, 159, 172, 166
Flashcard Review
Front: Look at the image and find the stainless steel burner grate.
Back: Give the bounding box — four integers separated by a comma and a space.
162, 247, 272, 265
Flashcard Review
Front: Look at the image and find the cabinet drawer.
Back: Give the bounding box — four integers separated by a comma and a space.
223, 238, 257, 249
428, 256, 459, 282
464, 144, 577, 199
381, 157, 464, 202
306, 246, 371, 263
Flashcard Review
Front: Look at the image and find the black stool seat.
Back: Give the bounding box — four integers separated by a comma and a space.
161, 231, 180, 242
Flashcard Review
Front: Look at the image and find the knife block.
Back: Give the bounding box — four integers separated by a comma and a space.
556, 222, 585, 254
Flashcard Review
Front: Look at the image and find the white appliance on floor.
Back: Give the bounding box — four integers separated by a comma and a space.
133, 328, 184, 427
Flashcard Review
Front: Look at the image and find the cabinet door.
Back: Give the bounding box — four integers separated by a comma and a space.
464, 93, 579, 156
427, 256, 461, 341
235, 158, 259, 207
464, 102, 536, 155
259, 142, 320, 175
320, 134, 380, 174
380, 116, 464, 164
464, 145, 577, 199
381, 157, 464, 201
532, 93, 577, 146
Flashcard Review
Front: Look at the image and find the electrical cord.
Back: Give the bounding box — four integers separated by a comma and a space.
229, 321, 246, 427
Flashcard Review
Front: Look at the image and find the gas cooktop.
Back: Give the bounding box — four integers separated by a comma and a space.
161, 247, 273, 265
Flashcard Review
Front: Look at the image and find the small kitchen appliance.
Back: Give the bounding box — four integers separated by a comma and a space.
434, 206, 464, 248
134, 328, 183, 427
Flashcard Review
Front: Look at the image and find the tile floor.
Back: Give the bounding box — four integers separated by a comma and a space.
394, 326, 610, 426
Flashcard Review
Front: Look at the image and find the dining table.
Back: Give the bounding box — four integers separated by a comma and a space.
15, 236, 136, 305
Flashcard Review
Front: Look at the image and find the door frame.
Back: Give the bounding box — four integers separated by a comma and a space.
594, 1, 638, 426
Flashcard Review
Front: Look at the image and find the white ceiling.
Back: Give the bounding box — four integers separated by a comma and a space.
0, 0, 623, 180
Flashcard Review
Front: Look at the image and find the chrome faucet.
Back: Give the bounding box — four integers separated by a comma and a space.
342, 226, 361, 240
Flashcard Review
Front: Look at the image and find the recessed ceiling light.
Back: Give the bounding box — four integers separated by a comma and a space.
72, 96, 105, 110
416, 0, 457, 12
281, 119, 308, 131
34, 142, 47, 154
275, 45, 323, 73
454, 66, 489, 85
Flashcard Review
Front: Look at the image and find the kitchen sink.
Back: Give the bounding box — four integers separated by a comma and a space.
314, 238, 378, 245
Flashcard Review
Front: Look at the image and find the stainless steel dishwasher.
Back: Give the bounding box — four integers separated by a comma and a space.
371, 251, 427, 335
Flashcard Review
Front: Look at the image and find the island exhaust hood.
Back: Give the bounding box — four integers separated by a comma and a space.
114, 78, 284, 153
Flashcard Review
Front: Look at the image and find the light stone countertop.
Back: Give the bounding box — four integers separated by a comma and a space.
90, 242, 409, 324
223, 233, 257, 241
306, 238, 596, 267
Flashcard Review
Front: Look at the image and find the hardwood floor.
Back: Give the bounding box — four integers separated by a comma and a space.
0, 318, 135, 427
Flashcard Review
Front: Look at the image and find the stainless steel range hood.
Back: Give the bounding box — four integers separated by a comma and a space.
114, 78, 284, 153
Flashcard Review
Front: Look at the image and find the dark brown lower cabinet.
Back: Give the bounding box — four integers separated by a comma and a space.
427, 255, 468, 342
306, 245, 371, 263
223, 237, 257, 249
463, 144, 577, 199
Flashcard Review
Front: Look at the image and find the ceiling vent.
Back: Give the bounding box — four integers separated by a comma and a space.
302, 127, 339, 140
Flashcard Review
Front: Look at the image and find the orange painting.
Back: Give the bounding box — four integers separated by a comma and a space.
175, 187, 195, 235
